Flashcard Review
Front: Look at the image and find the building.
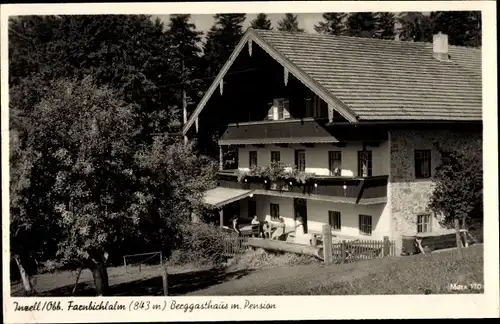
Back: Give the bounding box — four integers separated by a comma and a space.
182, 29, 482, 254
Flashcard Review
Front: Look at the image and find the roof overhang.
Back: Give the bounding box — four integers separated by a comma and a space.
203, 187, 254, 209
182, 29, 358, 136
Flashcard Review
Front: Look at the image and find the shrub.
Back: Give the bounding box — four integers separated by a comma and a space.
237, 248, 320, 269
168, 223, 233, 268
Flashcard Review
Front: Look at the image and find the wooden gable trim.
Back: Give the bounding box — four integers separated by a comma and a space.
182, 29, 358, 135
250, 32, 358, 123
182, 32, 252, 135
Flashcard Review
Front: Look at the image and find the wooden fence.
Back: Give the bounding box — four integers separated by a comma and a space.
223, 236, 249, 257
331, 238, 395, 264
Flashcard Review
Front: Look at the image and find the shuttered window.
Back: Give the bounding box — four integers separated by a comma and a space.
415, 150, 431, 179
271, 151, 281, 163
359, 215, 372, 236
329, 211, 341, 231
329, 151, 342, 176
249, 151, 257, 168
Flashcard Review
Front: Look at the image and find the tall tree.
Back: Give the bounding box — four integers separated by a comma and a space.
314, 13, 346, 35
397, 12, 437, 42
250, 13, 272, 30
397, 11, 481, 47
202, 14, 246, 78
431, 11, 481, 47
374, 12, 396, 40
8, 15, 177, 137
428, 142, 483, 258
343, 13, 378, 38
165, 14, 204, 126
10, 77, 216, 295
277, 13, 304, 33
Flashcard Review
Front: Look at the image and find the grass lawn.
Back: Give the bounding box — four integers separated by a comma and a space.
187, 244, 484, 295
12, 244, 483, 296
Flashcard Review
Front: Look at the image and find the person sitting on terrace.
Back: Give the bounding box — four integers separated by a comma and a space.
271, 217, 286, 240
232, 215, 241, 236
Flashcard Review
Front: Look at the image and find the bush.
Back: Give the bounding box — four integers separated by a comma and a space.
168, 223, 233, 268
237, 248, 320, 269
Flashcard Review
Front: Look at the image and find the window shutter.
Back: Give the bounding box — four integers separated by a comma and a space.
267, 106, 274, 120
283, 99, 290, 119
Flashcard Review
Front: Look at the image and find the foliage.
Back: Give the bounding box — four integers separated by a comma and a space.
237, 162, 315, 184
8, 15, 181, 137
374, 12, 396, 40
277, 13, 304, 33
10, 77, 139, 270
250, 13, 272, 30
397, 12, 436, 43
202, 14, 247, 78
428, 143, 483, 226
397, 11, 481, 47
169, 223, 235, 268
342, 13, 378, 38
9, 76, 217, 294
314, 13, 346, 35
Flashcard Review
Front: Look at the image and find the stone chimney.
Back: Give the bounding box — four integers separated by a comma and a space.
433, 32, 450, 61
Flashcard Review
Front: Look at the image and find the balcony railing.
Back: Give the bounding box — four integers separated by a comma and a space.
217, 169, 388, 202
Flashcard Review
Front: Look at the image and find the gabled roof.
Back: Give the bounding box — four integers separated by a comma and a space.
183, 29, 482, 135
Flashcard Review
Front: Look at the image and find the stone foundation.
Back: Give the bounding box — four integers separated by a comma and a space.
389, 128, 482, 255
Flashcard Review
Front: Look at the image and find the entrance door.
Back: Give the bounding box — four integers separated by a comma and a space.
248, 199, 257, 219
294, 198, 308, 233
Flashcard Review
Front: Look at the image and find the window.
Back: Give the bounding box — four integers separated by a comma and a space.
270, 203, 280, 220
415, 150, 431, 179
329, 211, 341, 231
329, 151, 342, 176
359, 215, 372, 236
358, 150, 372, 177
295, 150, 306, 172
249, 151, 257, 168
271, 151, 281, 164
417, 214, 432, 233
267, 98, 290, 120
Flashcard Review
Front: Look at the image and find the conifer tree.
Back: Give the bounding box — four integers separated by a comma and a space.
277, 13, 304, 33
250, 13, 272, 30
314, 13, 346, 35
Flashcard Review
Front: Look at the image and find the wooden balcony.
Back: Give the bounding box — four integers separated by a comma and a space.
217, 118, 388, 145
217, 170, 388, 204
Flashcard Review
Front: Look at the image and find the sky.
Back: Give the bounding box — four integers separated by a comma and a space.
156, 13, 325, 35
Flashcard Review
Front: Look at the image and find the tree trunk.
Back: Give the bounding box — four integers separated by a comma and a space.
89, 254, 109, 296
13, 254, 35, 296
454, 218, 464, 259
462, 215, 469, 247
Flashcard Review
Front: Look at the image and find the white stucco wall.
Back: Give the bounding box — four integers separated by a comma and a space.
245, 195, 390, 240
238, 142, 389, 177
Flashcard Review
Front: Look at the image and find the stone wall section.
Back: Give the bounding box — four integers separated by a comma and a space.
389, 129, 482, 254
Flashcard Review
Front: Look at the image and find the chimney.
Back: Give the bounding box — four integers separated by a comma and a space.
433, 32, 450, 61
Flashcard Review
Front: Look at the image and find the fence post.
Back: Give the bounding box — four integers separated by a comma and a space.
383, 236, 390, 257
341, 240, 346, 263
162, 266, 168, 296
322, 224, 333, 265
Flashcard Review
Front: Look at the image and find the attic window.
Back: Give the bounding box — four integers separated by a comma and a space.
267, 98, 290, 120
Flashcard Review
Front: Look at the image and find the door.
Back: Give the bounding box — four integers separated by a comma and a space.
294, 198, 308, 234
248, 199, 257, 219
295, 150, 306, 172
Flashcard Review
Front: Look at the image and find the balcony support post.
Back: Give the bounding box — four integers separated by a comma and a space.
219, 145, 223, 171
328, 103, 334, 123
219, 208, 224, 228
